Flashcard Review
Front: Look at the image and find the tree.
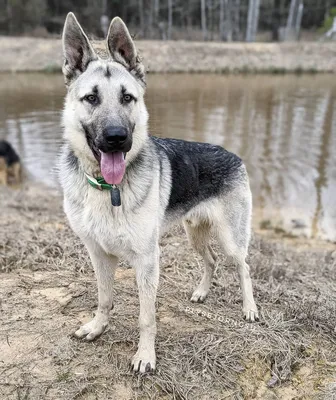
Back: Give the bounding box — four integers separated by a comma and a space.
246, 0, 260, 42
168, 0, 173, 39
201, 0, 207, 40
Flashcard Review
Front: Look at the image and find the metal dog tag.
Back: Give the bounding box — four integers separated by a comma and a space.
110, 185, 121, 207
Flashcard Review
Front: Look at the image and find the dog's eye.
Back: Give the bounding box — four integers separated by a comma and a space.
123, 94, 133, 103
85, 94, 98, 105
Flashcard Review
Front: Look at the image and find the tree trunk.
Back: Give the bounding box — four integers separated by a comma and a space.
225, 0, 232, 42
167, 0, 173, 39
272, 0, 281, 41
153, 0, 160, 38
139, 0, 144, 37
187, 0, 192, 35
147, 0, 154, 38
252, 0, 260, 40
154, 0, 160, 20
295, 1, 303, 39
201, 0, 207, 40
7, 2, 13, 35
102, 0, 107, 14
285, 0, 297, 40
246, 0, 253, 41
233, 0, 240, 41
219, 0, 224, 40
246, 0, 260, 42
208, 0, 213, 41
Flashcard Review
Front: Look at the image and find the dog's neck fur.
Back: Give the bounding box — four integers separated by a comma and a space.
61, 135, 157, 218
71, 146, 101, 177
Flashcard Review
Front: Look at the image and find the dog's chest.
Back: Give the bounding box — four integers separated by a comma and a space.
64, 187, 156, 258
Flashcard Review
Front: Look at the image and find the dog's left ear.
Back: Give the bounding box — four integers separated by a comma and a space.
107, 17, 137, 68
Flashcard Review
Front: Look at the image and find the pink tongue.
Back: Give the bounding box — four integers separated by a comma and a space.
100, 151, 126, 184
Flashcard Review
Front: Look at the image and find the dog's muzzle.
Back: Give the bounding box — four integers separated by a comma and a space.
95, 125, 133, 185
96, 126, 132, 154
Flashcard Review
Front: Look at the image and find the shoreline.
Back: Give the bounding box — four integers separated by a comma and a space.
0, 36, 335, 73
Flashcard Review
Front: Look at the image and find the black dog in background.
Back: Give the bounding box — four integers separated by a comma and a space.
0, 140, 21, 185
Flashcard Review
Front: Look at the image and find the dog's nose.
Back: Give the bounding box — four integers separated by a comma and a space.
104, 126, 128, 144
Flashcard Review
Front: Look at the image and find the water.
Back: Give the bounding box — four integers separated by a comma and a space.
0, 73, 335, 242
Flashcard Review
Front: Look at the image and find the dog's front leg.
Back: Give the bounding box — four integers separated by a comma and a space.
131, 247, 160, 373
74, 241, 117, 341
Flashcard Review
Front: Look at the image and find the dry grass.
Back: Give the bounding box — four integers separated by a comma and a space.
1, 184, 336, 399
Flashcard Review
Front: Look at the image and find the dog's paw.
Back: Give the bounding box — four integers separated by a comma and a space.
74, 317, 108, 341
190, 287, 208, 303
243, 307, 259, 322
131, 348, 156, 373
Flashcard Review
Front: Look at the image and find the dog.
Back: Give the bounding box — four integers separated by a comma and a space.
0, 140, 21, 185
59, 13, 259, 373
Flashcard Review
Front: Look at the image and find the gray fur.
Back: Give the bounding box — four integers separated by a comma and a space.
59, 13, 258, 374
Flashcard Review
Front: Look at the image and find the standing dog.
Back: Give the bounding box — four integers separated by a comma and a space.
59, 13, 258, 373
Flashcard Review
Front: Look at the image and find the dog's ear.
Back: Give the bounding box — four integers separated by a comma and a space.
106, 17, 146, 85
106, 17, 137, 69
62, 12, 97, 85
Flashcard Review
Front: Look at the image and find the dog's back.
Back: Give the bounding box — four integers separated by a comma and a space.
152, 137, 245, 215
0, 141, 20, 166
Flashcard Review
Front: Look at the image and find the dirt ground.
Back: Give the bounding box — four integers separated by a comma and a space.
1, 183, 336, 400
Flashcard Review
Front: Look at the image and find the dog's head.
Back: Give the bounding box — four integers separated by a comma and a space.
62, 13, 148, 184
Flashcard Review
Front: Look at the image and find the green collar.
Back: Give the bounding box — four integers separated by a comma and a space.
85, 173, 113, 191
85, 173, 121, 206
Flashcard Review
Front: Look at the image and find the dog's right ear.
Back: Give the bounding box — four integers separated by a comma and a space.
106, 17, 146, 86
106, 17, 137, 69
62, 12, 97, 85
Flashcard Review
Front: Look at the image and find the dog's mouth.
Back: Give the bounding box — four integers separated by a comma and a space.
82, 122, 134, 184
99, 151, 126, 185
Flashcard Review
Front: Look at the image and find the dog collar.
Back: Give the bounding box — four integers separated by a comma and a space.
85, 173, 112, 190
85, 173, 121, 207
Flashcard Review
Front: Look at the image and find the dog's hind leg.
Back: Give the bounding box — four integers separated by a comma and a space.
0, 157, 7, 186
11, 162, 21, 184
184, 220, 217, 303
74, 240, 117, 341
131, 246, 160, 373
214, 194, 259, 322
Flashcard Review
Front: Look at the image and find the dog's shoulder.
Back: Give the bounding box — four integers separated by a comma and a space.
58, 144, 84, 196
61, 145, 79, 175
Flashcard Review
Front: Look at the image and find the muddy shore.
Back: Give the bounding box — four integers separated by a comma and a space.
0, 37, 336, 73
1, 183, 336, 399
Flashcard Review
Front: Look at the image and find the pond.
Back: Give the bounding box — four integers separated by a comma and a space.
0, 73, 335, 241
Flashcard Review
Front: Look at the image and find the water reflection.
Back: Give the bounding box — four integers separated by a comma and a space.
0, 73, 335, 241
0, 74, 64, 184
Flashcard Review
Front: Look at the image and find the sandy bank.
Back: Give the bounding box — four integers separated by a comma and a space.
1, 183, 336, 398
0, 36, 335, 73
